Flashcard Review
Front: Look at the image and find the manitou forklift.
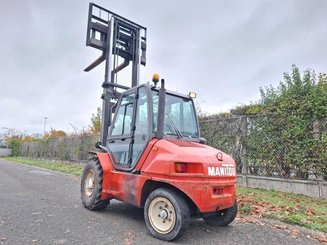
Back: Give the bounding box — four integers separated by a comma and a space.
81, 3, 237, 241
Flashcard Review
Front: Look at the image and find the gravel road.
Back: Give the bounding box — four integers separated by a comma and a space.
0, 159, 320, 245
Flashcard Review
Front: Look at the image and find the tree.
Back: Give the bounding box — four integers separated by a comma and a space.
23, 135, 39, 142
230, 103, 262, 116
200, 65, 327, 180
255, 65, 327, 178
7, 136, 23, 156
90, 107, 101, 135
44, 128, 67, 139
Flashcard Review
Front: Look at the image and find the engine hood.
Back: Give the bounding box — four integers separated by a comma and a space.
167, 139, 235, 165
140, 139, 236, 178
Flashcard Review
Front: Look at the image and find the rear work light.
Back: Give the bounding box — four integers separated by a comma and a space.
175, 162, 187, 173
216, 152, 223, 161
188, 92, 197, 98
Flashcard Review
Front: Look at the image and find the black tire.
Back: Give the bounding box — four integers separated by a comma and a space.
144, 188, 190, 241
203, 200, 238, 226
81, 156, 109, 210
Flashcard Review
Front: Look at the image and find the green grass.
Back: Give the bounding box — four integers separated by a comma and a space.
237, 187, 327, 233
3, 156, 83, 176
3, 156, 326, 233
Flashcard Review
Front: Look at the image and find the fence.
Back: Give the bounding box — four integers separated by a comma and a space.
19, 115, 326, 180
18, 115, 327, 197
200, 115, 327, 181
19, 135, 98, 164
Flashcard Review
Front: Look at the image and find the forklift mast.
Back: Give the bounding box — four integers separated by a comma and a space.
84, 3, 147, 145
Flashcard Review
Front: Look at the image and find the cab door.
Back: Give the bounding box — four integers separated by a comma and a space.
108, 86, 150, 170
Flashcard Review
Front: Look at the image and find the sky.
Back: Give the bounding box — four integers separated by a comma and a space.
0, 0, 326, 135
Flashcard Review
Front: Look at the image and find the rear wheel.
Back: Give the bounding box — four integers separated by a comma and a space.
144, 188, 190, 241
81, 156, 109, 210
203, 200, 238, 226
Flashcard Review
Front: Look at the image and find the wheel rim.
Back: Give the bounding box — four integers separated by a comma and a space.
84, 170, 95, 197
148, 197, 176, 234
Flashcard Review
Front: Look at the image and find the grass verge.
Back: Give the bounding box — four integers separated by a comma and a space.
3, 156, 83, 176
237, 187, 327, 233
3, 156, 326, 233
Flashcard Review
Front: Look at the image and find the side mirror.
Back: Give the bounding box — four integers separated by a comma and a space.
199, 137, 207, 145
111, 102, 117, 113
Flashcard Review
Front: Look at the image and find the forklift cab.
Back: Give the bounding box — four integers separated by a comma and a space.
107, 84, 200, 171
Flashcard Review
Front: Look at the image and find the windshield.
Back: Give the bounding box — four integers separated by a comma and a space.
152, 91, 199, 138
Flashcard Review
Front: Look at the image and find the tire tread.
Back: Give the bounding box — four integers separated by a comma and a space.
144, 187, 190, 241
81, 155, 109, 210
203, 200, 238, 226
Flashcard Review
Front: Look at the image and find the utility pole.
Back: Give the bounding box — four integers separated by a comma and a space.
44, 117, 48, 135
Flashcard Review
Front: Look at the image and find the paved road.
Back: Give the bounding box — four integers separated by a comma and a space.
0, 159, 320, 245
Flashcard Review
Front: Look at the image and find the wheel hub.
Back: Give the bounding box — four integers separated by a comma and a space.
84, 170, 95, 197
160, 209, 168, 219
148, 197, 176, 234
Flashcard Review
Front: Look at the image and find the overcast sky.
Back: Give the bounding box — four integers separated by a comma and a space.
0, 0, 326, 135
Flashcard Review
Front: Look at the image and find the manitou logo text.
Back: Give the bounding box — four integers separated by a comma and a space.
208, 164, 236, 177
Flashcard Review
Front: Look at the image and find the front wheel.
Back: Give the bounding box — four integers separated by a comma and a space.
203, 200, 238, 226
81, 156, 109, 210
144, 188, 190, 241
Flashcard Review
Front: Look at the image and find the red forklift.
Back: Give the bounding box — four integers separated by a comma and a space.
81, 3, 237, 241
